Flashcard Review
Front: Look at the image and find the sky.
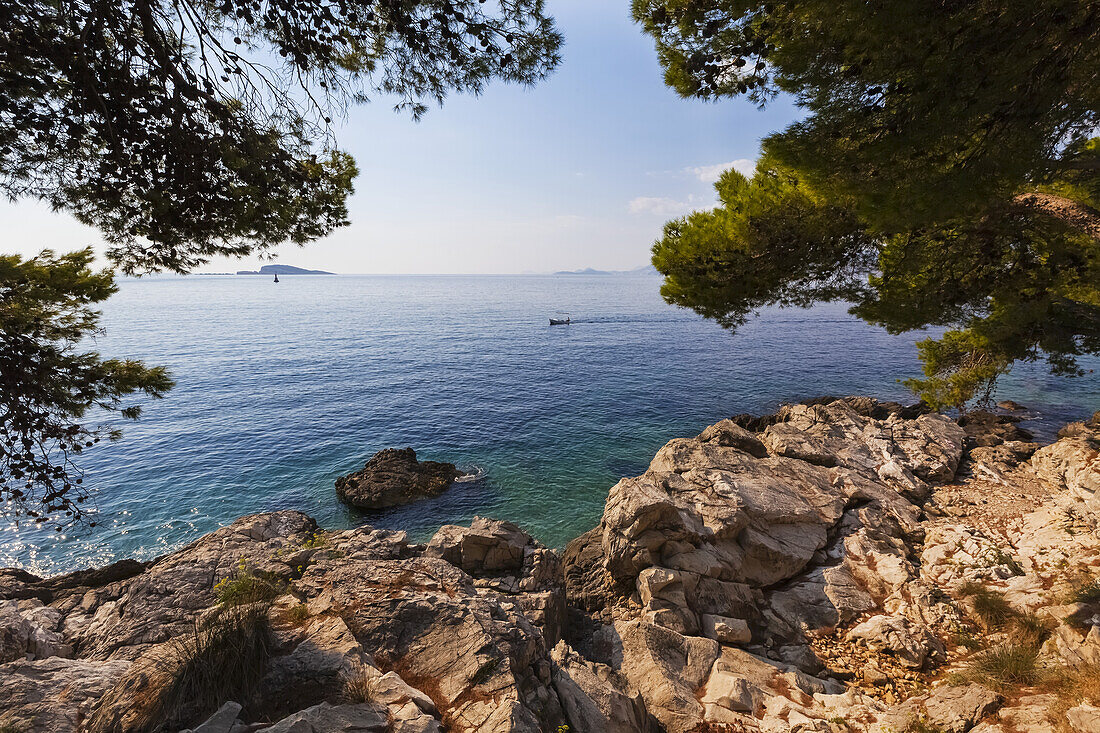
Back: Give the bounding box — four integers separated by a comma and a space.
2, 1, 800, 275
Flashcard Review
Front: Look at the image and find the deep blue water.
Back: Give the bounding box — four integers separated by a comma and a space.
3, 274, 1098, 575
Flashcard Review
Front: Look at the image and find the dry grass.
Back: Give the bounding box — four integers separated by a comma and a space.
1064, 575, 1100, 604
141, 604, 272, 730
948, 628, 987, 651
1008, 611, 1055, 649
285, 603, 311, 625
963, 643, 1043, 690
342, 663, 382, 703
1045, 664, 1100, 731
968, 587, 1017, 631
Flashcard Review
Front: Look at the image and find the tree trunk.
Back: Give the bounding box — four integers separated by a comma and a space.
1013, 191, 1100, 243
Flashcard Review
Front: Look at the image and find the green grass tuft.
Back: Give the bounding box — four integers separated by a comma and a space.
966, 643, 1042, 690
1008, 611, 1054, 649
1066, 576, 1100, 604
967, 586, 1016, 631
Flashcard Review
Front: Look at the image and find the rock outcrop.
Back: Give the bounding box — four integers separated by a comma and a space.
4, 396, 1100, 732
335, 448, 461, 509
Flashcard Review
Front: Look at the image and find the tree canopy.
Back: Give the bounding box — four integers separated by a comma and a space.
2, 0, 562, 273
634, 0, 1100, 409
1, 0, 562, 524
1, 249, 173, 526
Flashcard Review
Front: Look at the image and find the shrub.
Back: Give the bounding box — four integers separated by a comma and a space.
96, 604, 273, 732
286, 603, 311, 625
955, 580, 985, 598
301, 531, 327, 550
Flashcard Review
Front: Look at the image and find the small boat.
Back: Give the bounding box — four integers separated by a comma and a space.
274, 273, 280, 283
549, 317, 570, 325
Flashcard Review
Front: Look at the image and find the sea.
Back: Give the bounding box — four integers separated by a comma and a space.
3, 274, 1097, 576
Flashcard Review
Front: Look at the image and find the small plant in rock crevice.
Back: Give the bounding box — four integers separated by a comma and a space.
901, 717, 947, 733
958, 643, 1043, 690
964, 586, 1016, 631
1065, 574, 1100, 604
214, 559, 283, 607
342, 663, 382, 703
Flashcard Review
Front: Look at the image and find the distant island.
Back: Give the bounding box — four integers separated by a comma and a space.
236, 264, 334, 275
554, 264, 659, 276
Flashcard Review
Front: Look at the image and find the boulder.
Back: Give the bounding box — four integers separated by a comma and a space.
425, 516, 565, 643
192, 702, 243, 733
958, 411, 1034, 448
605, 620, 720, 733
0, 598, 71, 662
550, 641, 656, 733
264, 702, 390, 732
847, 615, 943, 669
922, 684, 1003, 733
1068, 703, 1100, 733
293, 543, 563, 731
0, 657, 130, 732
335, 448, 460, 510
425, 517, 533, 575
1032, 426, 1100, 521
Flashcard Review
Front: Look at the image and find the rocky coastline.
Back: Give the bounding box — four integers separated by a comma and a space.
3, 397, 1100, 732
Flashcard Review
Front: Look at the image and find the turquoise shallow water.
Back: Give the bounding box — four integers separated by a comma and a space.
3, 274, 1098, 575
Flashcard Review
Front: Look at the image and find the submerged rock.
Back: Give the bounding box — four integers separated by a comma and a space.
335, 448, 461, 509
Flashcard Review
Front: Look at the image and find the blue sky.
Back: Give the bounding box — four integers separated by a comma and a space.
3, 1, 799, 274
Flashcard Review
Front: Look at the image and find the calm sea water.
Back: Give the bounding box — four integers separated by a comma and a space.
3, 274, 1097, 575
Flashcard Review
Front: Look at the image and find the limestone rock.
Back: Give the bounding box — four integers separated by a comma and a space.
335, 448, 460, 510
57, 511, 320, 662
958, 411, 1034, 448
264, 702, 390, 732
847, 615, 944, 669
550, 641, 656, 733
1068, 703, 1100, 733
608, 620, 719, 733
0, 598, 71, 662
193, 702, 243, 733
1032, 426, 1100, 521
0, 657, 130, 732
700, 613, 751, 645
922, 684, 1003, 733
425, 516, 536, 577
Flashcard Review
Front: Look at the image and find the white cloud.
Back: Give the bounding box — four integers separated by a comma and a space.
627, 193, 718, 217
627, 197, 694, 216
686, 158, 756, 183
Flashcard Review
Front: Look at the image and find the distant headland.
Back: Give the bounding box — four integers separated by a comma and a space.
554, 264, 659, 276
235, 264, 334, 275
